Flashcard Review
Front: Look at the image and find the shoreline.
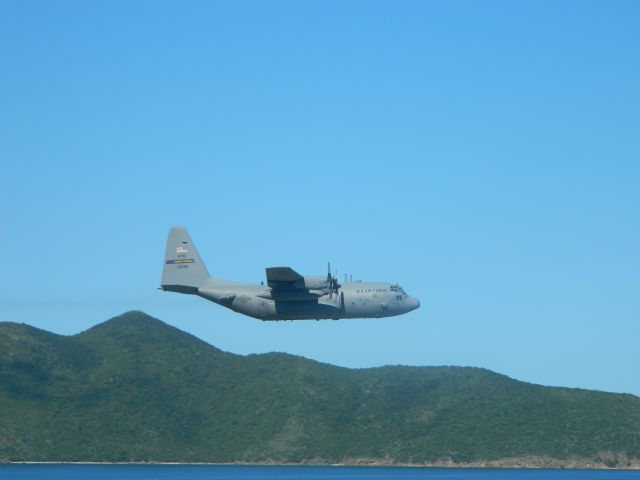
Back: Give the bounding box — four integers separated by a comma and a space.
4, 459, 640, 470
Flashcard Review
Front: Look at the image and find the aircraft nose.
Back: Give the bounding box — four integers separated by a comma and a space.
409, 297, 420, 311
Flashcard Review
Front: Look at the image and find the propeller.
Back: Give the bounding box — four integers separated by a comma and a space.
327, 262, 341, 299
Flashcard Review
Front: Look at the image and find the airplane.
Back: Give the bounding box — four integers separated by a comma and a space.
160, 226, 420, 320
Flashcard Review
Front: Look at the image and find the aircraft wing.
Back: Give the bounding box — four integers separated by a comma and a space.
266, 267, 304, 288
265, 266, 325, 301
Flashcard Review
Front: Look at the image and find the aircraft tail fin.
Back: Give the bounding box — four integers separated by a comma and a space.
161, 226, 210, 293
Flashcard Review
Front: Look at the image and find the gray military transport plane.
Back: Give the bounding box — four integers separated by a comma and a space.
160, 226, 420, 320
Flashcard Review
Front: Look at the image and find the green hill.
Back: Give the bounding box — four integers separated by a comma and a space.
1, 311, 639, 467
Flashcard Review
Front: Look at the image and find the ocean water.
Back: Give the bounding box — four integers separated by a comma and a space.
1, 465, 640, 480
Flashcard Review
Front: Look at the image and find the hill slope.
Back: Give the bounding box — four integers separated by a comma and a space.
0, 311, 639, 466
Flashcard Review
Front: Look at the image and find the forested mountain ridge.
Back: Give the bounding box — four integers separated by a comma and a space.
1, 311, 638, 467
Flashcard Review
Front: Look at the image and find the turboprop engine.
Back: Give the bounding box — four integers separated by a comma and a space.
300, 275, 332, 291
300, 263, 341, 297
257, 263, 341, 301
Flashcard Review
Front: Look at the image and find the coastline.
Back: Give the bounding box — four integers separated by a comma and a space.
4, 457, 640, 470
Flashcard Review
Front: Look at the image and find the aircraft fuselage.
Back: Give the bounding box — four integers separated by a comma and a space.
191, 279, 419, 320
160, 226, 420, 321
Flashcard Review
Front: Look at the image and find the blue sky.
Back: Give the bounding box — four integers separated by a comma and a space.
1, 1, 639, 395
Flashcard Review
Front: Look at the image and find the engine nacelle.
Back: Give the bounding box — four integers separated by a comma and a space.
301, 275, 331, 291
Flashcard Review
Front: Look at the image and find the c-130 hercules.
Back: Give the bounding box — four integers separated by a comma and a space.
160, 226, 420, 320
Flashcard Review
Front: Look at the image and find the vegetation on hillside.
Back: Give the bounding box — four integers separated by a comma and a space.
0, 311, 638, 465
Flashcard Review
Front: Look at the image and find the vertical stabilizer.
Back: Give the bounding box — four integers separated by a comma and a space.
161, 226, 210, 293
